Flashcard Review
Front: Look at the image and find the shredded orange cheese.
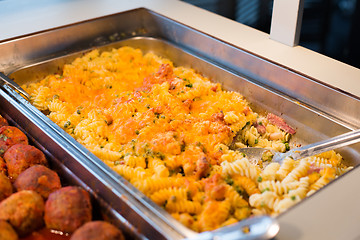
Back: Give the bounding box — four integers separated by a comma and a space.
23, 46, 351, 232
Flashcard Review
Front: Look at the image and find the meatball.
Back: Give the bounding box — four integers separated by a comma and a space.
0, 115, 9, 128
4, 143, 48, 181
0, 172, 12, 201
0, 220, 18, 240
0, 126, 28, 156
0, 156, 7, 175
0, 190, 44, 237
14, 165, 61, 199
70, 221, 125, 240
44, 186, 92, 233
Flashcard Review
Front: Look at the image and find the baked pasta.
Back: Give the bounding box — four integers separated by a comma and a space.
22, 46, 352, 232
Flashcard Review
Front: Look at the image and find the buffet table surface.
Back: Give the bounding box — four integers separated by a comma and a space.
1, 1, 360, 240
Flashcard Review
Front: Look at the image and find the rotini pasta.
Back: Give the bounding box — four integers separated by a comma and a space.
22, 46, 352, 232
221, 157, 261, 182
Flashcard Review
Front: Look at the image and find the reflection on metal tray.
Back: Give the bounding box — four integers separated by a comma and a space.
1, 7, 360, 240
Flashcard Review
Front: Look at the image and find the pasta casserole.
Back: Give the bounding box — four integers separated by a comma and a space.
22, 46, 352, 232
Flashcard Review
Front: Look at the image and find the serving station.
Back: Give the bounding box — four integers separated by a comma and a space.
1, 1, 360, 240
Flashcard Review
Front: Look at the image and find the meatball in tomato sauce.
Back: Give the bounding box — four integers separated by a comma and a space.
0, 126, 28, 156
4, 143, 48, 181
44, 186, 92, 233
14, 165, 61, 199
0, 190, 44, 237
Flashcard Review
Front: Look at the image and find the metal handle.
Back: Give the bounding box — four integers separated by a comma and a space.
288, 128, 360, 160
184, 216, 279, 240
0, 72, 30, 100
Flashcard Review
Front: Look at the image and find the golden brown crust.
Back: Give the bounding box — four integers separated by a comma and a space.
0, 126, 28, 156
0, 190, 44, 237
44, 186, 92, 233
14, 165, 61, 199
0, 220, 18, 240
4, 143, 48, 182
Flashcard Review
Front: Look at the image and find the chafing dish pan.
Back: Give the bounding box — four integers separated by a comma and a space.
1, 8, 360, 240
0, 80, 142, 239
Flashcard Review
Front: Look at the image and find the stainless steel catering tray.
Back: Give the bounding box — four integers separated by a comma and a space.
0, 83, 142, 239
1, 8, 360, 240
